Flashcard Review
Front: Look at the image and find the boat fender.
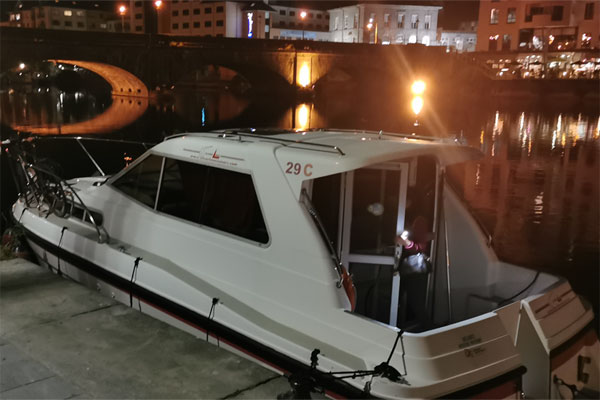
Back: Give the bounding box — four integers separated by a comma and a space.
341, 266, 356, 311
129, 257, 142, 308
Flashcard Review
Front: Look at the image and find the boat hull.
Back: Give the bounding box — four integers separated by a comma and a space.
20, 219, 525, 399
22, 225, 365, 398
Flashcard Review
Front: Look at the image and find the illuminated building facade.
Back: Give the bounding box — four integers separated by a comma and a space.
7, 5, 112, 31
476, 0, 600, 52
241, 1, 273, 39
242, 2, 330, 41
328, 3, 441, 45
476, 1, 600, 78
122, 0, 241, 37
438, 30, 477, 52
269, 5, 330, 41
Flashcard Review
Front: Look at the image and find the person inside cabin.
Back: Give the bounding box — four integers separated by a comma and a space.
395, 216, 433, 259
395, 216, 434, 330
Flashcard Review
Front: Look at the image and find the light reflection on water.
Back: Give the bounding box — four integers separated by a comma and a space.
1, 85, 598, 313
450, 111, 599, 306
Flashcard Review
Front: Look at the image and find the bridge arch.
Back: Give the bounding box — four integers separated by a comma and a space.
50, 59, 148, 98
9, 60, 149, 135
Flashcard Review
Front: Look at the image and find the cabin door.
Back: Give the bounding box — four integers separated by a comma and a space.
339, 164, 408, 326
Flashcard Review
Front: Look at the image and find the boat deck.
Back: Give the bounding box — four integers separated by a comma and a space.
0, 258, 291, 399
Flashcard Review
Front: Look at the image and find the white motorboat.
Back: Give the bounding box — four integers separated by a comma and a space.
5, 130, 598, 399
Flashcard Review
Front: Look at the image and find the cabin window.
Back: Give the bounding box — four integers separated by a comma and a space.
156, 158, 269, 244
111, 155, 163, 208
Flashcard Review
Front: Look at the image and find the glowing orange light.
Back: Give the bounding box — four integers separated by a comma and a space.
297, 104, 310, 130
298, 63, 310, 87
411, 80, 426, 95
118, 4, 127, 15
300, 10, 307, 19
411, 96, 423, 116
154, 0, 163, 9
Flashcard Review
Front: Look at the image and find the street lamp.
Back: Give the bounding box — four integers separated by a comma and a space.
118, 4, 127, 33
366, 18, 378, 44
154, 0, 163, 10
299, 10, 307, 40
411, 80, 426, 95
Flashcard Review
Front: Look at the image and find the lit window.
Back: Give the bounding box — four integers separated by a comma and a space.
507, 8, 516, 23
397, 13, 404, 28
408, 34, 416, 43
411, 14, 418, 29
490, 8, 499, 24
64, 10, 72, 17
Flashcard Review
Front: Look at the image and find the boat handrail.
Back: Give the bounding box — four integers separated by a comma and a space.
2, 137, 110, 244
11, 135, 156, 179
166, 130, 346, 156
327, 128, 461, 144
28, 136, 157, 147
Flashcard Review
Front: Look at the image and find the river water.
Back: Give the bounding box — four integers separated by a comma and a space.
1, 76, 598, 320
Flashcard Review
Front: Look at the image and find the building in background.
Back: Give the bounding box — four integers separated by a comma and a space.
477, 0, 599, 52
6, 3, 112, 31
328, 3, 441, 45
240, 1, 274, 39
269, 4, 330, 41
160, 1, 242, 37
241, 1, 330, 41
438, 21, 477, 52
476, 0, 599, 78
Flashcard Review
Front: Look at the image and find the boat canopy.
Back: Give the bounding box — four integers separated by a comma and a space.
155, 130, 482, 198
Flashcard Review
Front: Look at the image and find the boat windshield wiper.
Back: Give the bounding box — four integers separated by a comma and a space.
300, 188, 344, 288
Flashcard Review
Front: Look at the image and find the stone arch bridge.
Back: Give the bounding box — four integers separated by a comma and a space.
0, 27, 475, 94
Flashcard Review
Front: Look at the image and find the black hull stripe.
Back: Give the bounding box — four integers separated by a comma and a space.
23, 225, 525, 399
22, 227, 365, 398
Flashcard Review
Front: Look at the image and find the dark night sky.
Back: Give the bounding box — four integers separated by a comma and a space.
0, 0, 480, 28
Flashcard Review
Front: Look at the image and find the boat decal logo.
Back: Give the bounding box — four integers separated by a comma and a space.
185, 146, 245, 167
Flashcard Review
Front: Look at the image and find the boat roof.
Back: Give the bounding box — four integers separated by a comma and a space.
159, 128, 481, 169
150, 129, 482, 199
